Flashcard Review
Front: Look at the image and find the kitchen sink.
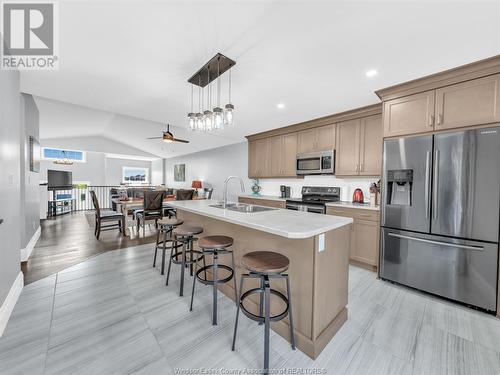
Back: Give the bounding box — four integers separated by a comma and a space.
209, 203, 277, 213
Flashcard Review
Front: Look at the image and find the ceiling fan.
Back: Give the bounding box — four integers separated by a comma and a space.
146, 124, 189, 144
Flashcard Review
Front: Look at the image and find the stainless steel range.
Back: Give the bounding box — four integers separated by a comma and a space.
286, 186, 340, 214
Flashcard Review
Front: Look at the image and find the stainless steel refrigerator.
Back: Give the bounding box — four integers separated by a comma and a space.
380, 126, 500, 312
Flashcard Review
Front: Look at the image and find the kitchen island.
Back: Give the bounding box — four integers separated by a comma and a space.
166, 199, 352, 359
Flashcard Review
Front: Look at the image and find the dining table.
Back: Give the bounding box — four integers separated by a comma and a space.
111, 195, 206, 236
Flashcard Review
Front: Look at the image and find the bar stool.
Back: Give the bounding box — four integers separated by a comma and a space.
232, 251, 296, 373
190, 235, 238, 325
153, 218, 183, 275
166, 225, 205, 296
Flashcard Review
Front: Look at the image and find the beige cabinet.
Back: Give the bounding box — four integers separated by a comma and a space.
298, 124, 335, 153
248, 138, 269, 178
359, 115, 383, 176
335, 119, 360, 176
383, 90, 435, 137
326, 206, 380, 270
238, 196, 285, 209
268, 133, 298, 177
435, 73, 500, 130
336, 115, 382, 176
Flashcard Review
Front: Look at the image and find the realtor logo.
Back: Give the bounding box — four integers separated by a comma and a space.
1, 1, 59, 70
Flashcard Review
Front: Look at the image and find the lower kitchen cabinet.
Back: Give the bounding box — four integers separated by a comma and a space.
326, 206, 380, 270
238, 196, 286, 209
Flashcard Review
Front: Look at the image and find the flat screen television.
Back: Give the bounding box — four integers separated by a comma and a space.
47, 170, 73, 191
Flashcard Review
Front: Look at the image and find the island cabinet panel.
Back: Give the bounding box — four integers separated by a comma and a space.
298, 124, 335, 153
383, 90, 435, 137
175, 209, 351, 359
359, 114, 383, 176
435, 73, 500, 130
238, 196, 286, 208
327, 206, 380, 270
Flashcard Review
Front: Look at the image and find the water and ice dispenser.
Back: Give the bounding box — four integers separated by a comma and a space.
386, 169, 413, 206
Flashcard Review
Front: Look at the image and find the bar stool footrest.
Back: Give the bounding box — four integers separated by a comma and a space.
171, 250, 204, 265
195, 265, 234, 285
239, 288, 289, 323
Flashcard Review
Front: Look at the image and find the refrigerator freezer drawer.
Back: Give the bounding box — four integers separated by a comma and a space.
380, 228, 498, 312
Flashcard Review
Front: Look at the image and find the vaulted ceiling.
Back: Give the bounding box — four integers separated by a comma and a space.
21, 0, 500, 158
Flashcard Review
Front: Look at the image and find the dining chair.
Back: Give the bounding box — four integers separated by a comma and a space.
176, 189, 194, 200
135, 190, 166, 236
90, 190, 125, 240
203, 188, 213, 199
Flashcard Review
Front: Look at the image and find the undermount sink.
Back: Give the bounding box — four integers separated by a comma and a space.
209, 203, 277, 213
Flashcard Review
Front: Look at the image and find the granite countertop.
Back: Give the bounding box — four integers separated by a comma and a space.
238, 194, 286, 201
167, 199, 352, 239
325, 201, 380, 211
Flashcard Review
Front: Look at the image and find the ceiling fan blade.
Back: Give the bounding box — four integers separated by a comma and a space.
146, 136, 163, 139
173, 138, 190, 143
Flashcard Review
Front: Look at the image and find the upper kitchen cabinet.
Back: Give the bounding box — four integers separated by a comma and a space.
298, 124, 335, 153
269, 133, 298, 177
382, 90, 435, 138
359, 115, 383, 176
376, 56, 500, 137
335, 114, 382, 176
435, 73, 500, 130
335, 119, 360, 176
248, 138, 270, 178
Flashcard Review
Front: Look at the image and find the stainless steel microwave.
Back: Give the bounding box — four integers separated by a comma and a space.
296, 150, 335, 175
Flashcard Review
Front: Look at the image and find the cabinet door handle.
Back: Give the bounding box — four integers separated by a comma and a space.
437, 114, 443, 125
428, 114, 434, 127
355, 164, 359, 172
359, 163, 363, 172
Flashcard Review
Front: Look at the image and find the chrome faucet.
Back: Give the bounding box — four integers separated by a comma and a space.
222, 176, 245, 208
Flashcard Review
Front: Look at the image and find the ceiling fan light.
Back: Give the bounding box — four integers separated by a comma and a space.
224, 103, 234, 126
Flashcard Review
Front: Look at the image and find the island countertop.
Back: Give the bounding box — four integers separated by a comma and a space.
166, 199, 352, 239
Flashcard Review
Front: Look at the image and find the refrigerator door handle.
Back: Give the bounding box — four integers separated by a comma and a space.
388, 233, 484, 251
432, 149, 439, 219
425, 151, 431, 219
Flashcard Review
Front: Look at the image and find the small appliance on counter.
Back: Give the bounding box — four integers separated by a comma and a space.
280, 185, 291, 198
352, 188, 364, 203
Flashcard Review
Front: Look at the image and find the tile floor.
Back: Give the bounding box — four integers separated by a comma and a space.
2, 243, 500, 374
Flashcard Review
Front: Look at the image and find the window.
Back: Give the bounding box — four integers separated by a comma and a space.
42, 148, 86, 162
122, 167, 149, 184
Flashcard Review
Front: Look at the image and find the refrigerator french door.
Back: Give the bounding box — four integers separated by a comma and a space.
380, 126, 500, 312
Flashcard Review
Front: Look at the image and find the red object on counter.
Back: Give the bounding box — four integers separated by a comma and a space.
352, 188, 364, 203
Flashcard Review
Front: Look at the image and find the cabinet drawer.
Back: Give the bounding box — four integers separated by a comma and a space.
326, 206, 380, 222
238, 197, 285, 209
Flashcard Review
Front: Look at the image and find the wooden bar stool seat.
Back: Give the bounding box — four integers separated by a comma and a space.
232, 251, 295, 373
190, 235, 238, 325
157, 218, 183, 227
240, 251, 289, 274
172, 225, 203, 237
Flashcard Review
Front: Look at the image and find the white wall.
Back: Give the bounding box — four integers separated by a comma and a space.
164, 142, 380, 203
165, 142, 250, 202
151, 159, 164, 185
39, 151, 154, 186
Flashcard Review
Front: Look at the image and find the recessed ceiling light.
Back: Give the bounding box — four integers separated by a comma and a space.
365, 69, 378, 77
277, 103, 285, 109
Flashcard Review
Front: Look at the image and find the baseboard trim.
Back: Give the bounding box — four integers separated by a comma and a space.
20, 226, 40, 262
0, 271, 24, 337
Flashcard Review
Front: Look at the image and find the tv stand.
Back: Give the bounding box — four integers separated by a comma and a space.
48, 190, 76, 217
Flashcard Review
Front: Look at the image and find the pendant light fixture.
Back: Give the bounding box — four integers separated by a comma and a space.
187, 53, 235, 132
224, 69, 234, 126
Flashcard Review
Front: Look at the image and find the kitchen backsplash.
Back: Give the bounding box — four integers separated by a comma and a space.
256, 175, 379, 203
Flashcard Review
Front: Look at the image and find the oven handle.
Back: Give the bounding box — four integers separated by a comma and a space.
388, 233, 484, 251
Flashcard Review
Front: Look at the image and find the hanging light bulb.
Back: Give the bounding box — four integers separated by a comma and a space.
213, 57, 224, 130
203, 66, 213, 131
224, 69, 234, 126
188, 84, 196, 131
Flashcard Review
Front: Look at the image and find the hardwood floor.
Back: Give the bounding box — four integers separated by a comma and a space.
21, 211, 157, 285
3, 246, 500, 374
